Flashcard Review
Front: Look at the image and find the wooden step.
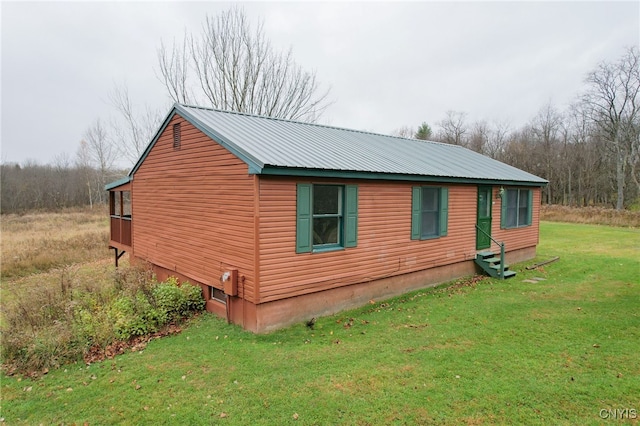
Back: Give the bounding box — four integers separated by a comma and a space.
500, 270, 517, 279
476, 251, 495, 259
489, 263, 510, 270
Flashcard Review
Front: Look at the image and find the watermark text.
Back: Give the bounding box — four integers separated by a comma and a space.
599, 408, 637, 420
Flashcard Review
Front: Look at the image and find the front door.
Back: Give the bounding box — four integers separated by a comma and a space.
476, 186, 492, 250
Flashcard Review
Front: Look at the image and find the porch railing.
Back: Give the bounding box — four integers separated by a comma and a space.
110, 216, 132, 247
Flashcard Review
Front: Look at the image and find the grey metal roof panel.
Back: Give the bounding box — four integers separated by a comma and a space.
174, 104, 547, 184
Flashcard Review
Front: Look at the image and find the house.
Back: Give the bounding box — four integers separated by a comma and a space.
106, 104, 547, 332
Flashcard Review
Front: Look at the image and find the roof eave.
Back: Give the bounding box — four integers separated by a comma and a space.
105, 176, 132, 191
258, 166, 548, 187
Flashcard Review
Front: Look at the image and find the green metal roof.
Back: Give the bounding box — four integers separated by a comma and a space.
123, 104, 548, 187
104, 176, 131, 191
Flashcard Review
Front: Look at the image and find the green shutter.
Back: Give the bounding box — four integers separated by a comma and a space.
344, 185, 358, 248
500, 189, 508, 229
296, 184, 312, 253
527, 189, 534, 226
439, 188, 449, 236
411, 187, 421, 240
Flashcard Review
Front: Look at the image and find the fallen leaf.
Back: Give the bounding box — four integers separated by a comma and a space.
135, 384, 141, 390
220, 412, 227, 418
592, 344, 600, 348
293, 413, 299, 420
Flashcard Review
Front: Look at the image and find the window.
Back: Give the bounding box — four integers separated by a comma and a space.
411, 186, 448, 240
111, 191, 121, 216
501, 189, 533, 228
313, 185, 342, 247
110, 191, 131, 219
122, 191, 131, 218
210, 287, 226, 304
296, 184, 358, 253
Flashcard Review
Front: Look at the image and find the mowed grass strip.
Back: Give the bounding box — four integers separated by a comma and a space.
2, 222, 639, 425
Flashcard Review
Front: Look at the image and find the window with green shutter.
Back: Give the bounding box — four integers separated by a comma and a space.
296, 183, 358, 253
501, 188, 533, 228
411, 186, 449, 240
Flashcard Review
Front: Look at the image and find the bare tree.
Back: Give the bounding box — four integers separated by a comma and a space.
529, 102, 564, 204
75, 140, 96, 208
485, 120, 511, 160
157, 35, 192, 105
109, 83, 165, 166
581, 46, 640, 210
84, 119, 117, 204
468, 120, 490, 154
391, 125, 414, 138
157, 7, 331, 122
435, 111, 468, 146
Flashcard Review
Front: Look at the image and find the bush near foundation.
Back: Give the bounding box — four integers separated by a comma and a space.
1, 266, 205, 376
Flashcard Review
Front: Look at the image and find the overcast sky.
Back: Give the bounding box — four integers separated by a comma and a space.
1, 1, 638, 166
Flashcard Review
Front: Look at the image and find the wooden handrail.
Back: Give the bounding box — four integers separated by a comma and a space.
475, 225, 506, 279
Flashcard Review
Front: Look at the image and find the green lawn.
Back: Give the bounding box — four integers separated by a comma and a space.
2, 222, 639, 425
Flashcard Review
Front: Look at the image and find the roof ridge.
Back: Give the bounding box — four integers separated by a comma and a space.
176, 103, 458, 149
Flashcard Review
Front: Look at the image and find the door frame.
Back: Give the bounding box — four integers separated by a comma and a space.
476, 186, 493, 250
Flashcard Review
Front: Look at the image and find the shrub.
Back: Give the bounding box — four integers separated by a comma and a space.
152, 277, 205, 322
73, 306, 114, 350
109, 292, 163, 341
1, 266, 206, 376
182, 282, 206, 312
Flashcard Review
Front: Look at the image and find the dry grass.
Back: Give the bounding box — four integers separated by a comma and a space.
541, 204, 640, 227
1, 207, 207, 375
1, 206, 116, 372
1, 206, 111, 279
0, 258, 157, 374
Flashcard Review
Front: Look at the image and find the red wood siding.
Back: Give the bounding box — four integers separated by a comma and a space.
132, 115, 257, 302
257, 177, 481, 303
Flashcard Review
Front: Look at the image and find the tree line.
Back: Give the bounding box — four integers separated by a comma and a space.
1, 7, 329, 215
396, 47, 640, 210
0, 160, 126, 214
2, 8, 637, 213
